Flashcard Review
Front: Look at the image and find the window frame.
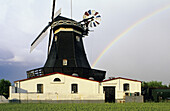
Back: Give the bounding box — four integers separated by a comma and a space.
63, 59, 68, 66
123, 83, 130, 91
76, 36, 80, 42
53, 78, 61, 82
71, 84, 78, 94
15, 83, 18, 93
37, 84, 43, 93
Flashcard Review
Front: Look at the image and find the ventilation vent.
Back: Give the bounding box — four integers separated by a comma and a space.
89, 77, 94, 80
54, 78, 61, 82
72, 73, 79, 77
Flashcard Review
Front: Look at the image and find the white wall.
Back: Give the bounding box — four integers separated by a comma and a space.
102, 78, 141, 100
9, 73, 104, 101
9, 73, 141, 102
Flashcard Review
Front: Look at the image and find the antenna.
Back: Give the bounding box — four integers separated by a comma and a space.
71, 0, 72, 19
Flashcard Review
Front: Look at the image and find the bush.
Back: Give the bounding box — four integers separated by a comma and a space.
0, 79, 11, 99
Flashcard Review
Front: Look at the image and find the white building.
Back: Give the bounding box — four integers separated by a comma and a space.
9, 72, 142, 103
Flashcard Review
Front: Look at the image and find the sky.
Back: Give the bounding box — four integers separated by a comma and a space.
0, 0, 170, 85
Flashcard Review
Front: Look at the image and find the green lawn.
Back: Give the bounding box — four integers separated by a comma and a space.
0, 103, 170, 111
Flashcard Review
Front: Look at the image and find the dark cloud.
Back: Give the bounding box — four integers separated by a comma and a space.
0, 63, 26, 83
0, 48, 14, 60
0, 61, 42, 84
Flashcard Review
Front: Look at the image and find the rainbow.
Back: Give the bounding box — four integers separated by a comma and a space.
92, 4, 170, 67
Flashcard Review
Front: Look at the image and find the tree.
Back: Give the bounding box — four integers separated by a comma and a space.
0, 79, 11, 99
142, 81, 168, 88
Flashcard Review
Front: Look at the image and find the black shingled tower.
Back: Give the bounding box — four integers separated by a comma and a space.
27, 16, 106, 81
44, 16, 91, 69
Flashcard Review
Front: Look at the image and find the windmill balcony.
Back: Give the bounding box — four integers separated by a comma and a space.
26, 67, 106, 81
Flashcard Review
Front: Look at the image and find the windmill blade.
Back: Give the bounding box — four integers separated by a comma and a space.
30, 0, 60, 54
95, 21, 100, 25
46, 0, 56, 55
93, 22, 97, 27
88, 10, 92, 15
96, 17, 101, 22
47, 28, 53, 54
51, 0, 56, 20
54, 8, 61, 18
89, 22, 93, 27
91, 10, 96, 15
48, 8, 61, 55
30, 24, 50, 53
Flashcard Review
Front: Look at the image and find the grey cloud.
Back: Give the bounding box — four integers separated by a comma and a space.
0, 48, 14, 60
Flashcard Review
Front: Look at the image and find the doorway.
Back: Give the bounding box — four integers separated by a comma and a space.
103, 86, 115, 103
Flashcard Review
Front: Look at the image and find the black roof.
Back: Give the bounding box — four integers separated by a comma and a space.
54, 16, 77, 22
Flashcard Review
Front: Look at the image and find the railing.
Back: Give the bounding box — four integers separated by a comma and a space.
27, 67, 106, 81
27, 68, 44, 78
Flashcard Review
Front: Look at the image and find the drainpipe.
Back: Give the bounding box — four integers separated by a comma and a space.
119, 79, 120, 90
98, 82, 101, 93
19, 81, 20, 103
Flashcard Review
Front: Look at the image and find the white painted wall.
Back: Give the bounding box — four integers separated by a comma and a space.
9, 73, 141, 102
102, 78, 141, 100
9, 73, 104, 101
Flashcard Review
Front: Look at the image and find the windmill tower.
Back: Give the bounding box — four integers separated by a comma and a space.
27, 1, 106, 81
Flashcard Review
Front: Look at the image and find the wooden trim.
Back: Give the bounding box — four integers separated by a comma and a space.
54, 28, 82, 35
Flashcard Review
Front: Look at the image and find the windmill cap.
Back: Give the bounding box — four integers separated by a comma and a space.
54, 16, 76, 22
52, 16, 85, 33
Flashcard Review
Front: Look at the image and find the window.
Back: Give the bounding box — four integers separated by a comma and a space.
72, 73, 78, 77
89, 77, 94, 80
123, 83, 129, 91
125, 93, 129, 96
71, 84, 78, 93
15, 83, 18, 93
134, 92, 140, 96
63, 59, 68, 66
54, 78, 61, 82
37, 84, 43, 93
76, 36, 80, 42
55, 36, 58, 41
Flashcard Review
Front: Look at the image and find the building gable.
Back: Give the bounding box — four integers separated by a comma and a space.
14, 72, 100, 83
102, 77, 141, 83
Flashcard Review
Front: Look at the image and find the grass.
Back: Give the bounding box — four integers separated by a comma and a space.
0, 102, 170, 111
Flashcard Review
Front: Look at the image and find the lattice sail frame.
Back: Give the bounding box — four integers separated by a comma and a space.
83, 10, 101, 28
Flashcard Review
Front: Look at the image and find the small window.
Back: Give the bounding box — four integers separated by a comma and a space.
134, 92, 140, 96
89, 77, 94, 80
71, 84, 78, 93
76, 36, 80, 42
54, 78, 61, 82
37, 84, 43, 93
123, 83, 129, 91
59, 21, 64, 24
66, 21, 71, 24
55, 36, 58, 41
15, 83, 18, 93
63, 59, 67, 66
72, 73, 79, 77
125, 93, 129, 96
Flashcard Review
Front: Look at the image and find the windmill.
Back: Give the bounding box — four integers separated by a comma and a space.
27, 1, 105, 81
30, 0, 61, 54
